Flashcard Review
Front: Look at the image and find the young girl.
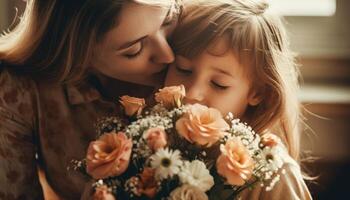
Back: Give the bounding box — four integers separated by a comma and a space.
0, 0, 180, 199
164, 0, 312, 199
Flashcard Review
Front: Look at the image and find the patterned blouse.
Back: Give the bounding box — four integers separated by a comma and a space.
0, 68, 313, 200
0, 67, 153, 199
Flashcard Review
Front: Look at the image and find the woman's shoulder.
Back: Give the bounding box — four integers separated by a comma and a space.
0, 68, 39, 123
0, 66, 37, 89
0, 68, 38, 101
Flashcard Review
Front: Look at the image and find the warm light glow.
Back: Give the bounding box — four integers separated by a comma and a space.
268, 0, 336, 16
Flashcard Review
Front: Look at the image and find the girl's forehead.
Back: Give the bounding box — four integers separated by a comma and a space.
205, 34, 255, 70
206, 34, 231, 56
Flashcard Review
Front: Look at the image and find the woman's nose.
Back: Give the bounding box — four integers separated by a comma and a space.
151, 33, 175, 64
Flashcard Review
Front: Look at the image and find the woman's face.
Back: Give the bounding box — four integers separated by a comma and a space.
91, 2, 176, 86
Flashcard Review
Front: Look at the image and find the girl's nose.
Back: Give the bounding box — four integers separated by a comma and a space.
184, 84, 205, 105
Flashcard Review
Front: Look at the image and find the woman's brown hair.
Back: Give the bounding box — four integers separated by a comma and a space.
0, 0, 180, 83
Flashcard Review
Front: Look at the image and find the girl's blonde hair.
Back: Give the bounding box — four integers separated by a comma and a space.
0, 0, 180, 83
172, 0, 301, 160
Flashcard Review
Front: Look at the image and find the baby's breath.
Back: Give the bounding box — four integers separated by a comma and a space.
94, 116, 124, 137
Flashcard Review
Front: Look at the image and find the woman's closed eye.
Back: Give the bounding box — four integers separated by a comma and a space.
124, 40, 144, 59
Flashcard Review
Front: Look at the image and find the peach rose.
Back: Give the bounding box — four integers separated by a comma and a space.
169, 184, 208, 200
155, 85, 186, 109
93, 185, 115, 200
216, 137, 254, 186
176, 104, 229, 147
137, 168, 159, 198
119, 95, 146, 117
260, 133, 280, 147
143, 127, 167, 151
86, 132, 133, 179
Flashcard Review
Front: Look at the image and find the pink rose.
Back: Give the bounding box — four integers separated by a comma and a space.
86, 132, 133, 179
143, 127, 167, 151
155, 85, 186, 109
176, 104, 229, 147
216, 137, 254, 186
119, 95, 146, 117
260, 133, 280, 147
93, 185, 115, 200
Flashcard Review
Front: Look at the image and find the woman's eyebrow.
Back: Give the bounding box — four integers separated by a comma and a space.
117, 35, 148, 50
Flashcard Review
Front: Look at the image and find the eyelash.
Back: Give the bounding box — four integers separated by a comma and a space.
125, 40, 144, 59
211, 81, 229, 90
175, 65, 192, 74
176, 65, 229, 90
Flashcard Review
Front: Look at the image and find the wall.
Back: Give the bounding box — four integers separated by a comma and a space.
286, 0, 350, 59
0, 0, 9, 32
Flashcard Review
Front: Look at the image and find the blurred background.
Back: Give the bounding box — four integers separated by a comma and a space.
1, 0, 350, 199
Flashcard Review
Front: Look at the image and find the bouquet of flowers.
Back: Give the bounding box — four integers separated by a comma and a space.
71, 85, 288, 200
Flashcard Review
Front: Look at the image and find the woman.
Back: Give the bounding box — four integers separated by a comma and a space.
0, 0, 180, 199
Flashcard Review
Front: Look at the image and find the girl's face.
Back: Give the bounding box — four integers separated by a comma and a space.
165, 37, 261, 117
91, 2, 176, 86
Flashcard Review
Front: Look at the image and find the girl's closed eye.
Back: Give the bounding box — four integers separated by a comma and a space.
124, 40, 144, 59
175, 64, 192, 74
211, 81, 230, 90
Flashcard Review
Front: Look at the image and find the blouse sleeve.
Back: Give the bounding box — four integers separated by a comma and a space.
239, 158, 313, 200
0, 70, 44, 199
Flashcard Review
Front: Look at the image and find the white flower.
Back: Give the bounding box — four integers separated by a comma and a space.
150, 148, 182, 180
261, 145, 285, 172
179, 160, 214, 192
169, 184, 208, 200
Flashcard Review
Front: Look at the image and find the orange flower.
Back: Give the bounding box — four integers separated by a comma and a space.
86, 132, 132, 179
119, 95, 145, 117
155, 85, 185, 109
176, 104, 229, 147
216, 137, 254, 186
143, 127, 167, 151
260, 133, 280, 147
136, 168, 159, 198
93, 185, 115, 200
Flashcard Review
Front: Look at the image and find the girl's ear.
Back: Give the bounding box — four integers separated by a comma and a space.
248, 88, 264, 106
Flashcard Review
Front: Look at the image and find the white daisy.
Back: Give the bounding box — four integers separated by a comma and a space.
150, 148, 182, 180
179, 160, 214, 192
